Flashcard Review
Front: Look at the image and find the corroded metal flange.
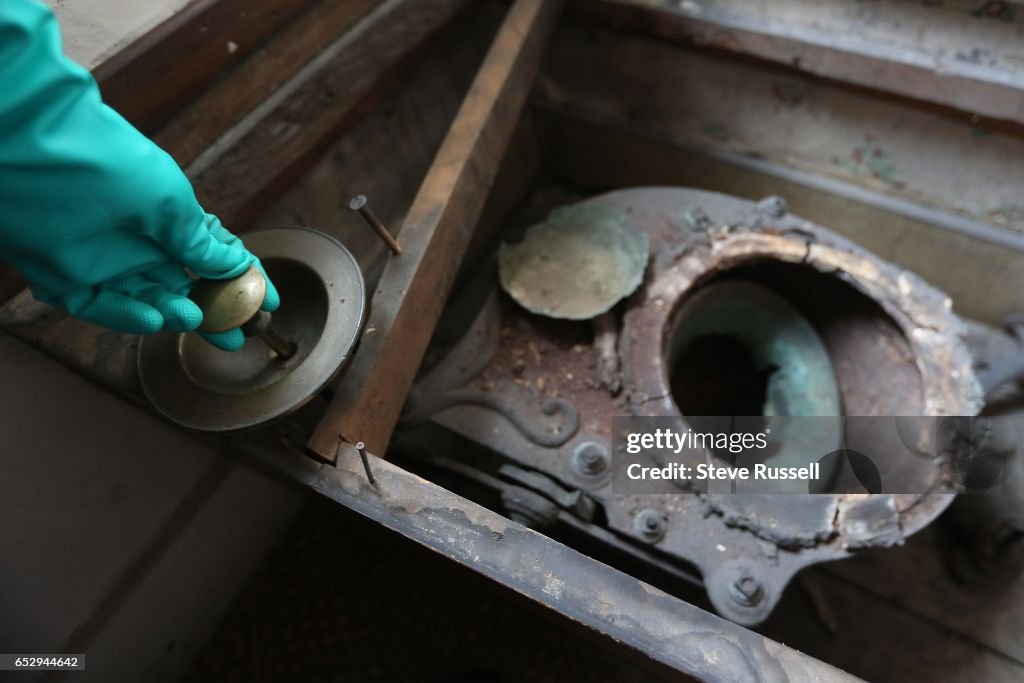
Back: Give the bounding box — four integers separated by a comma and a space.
408, 186, 984, 627
138, 228, 365, 432
611, 187, 982, 624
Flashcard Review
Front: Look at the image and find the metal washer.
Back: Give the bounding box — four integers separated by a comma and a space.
139, 227, 366, 432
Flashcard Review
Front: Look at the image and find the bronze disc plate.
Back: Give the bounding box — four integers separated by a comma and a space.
138, 227, 366, 432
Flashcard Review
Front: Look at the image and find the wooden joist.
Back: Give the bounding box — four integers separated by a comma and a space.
156, 0, 382, 167
186, 0, 473, 230
570, 0, 1024, 128
95, 0, 321, 133
307, 0, 565, 459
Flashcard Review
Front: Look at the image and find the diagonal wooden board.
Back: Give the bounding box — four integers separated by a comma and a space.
307, 0, 566, 459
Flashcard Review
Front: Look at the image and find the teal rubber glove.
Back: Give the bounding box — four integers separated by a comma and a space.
0, 0, 277, 351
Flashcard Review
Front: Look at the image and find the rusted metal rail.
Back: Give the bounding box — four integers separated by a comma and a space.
307, 0, 565, 459
241, 432, 861, 683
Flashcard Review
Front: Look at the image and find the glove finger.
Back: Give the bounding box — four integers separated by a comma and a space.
135, 265, 204, 331
205, 215, 279, 312
199, 328, 245, 352
205, 216, 242, 246
109, 275, 203, 333
164, 213, 252, 279
140, 263, 195, 296
57, 287, 164, 334
253, 259, 280, 312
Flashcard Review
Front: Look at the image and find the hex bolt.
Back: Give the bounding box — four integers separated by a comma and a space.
633, 508, 667, 543
573, 441, 609, 475
348, 194, 402, 255
728, 572, 765, 607
756, 195, 788, 219
684, 206, 712, 231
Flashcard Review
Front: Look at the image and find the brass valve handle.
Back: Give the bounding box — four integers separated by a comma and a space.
190, 265, 267, 333
189, 266, 295, 358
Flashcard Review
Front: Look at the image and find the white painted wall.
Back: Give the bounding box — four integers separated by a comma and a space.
45, 0, 194, 69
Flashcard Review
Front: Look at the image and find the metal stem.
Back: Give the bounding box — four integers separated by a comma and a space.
240, 310, 297, 359
259, 326, 297, 359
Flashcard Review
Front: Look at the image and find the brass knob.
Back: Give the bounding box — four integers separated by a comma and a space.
190, 265, 267, 333
189, 266, 295, 358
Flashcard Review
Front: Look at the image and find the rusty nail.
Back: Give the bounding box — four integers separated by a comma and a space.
355, 441, 377, 486
348, 195, 402, 255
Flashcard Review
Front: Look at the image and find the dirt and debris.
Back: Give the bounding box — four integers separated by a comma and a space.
470, 297, 628, 438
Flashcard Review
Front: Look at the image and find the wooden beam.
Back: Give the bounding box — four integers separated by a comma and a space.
822, 522, 1024, 668
155, 0, 382, 167
307, 0, 565, 459
539, 113, 1024, 324
569, 0, 1024, 127
94, 0, 320, 132
186, 0, 473, 230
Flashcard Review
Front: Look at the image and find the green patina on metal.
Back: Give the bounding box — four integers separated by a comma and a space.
670, 280, 841, 417
669, 280, 842, 491
498, 205, 649, 320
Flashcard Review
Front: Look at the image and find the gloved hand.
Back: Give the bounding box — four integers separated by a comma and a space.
0, 0, 277, 351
